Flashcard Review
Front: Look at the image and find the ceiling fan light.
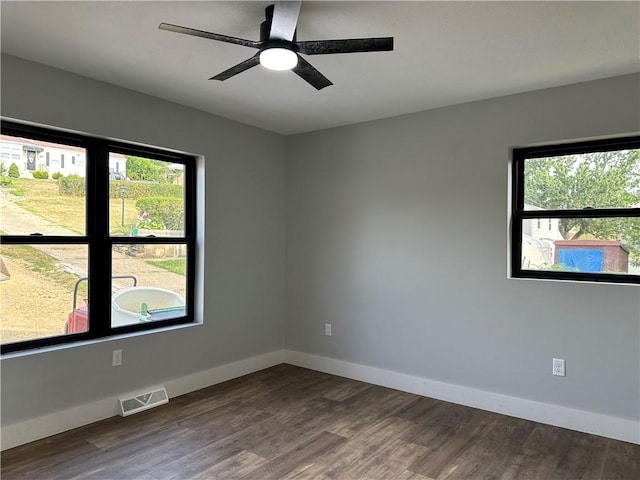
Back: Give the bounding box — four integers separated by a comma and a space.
259, 48, 298, 71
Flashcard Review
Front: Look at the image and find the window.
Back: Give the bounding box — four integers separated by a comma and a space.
0, 120, 196, 353
512, 135, 640, 283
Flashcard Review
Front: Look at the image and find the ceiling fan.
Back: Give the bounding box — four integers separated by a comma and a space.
159, 1, 393, 90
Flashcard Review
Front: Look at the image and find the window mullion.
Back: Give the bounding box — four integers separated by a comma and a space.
87, 140, 111, 338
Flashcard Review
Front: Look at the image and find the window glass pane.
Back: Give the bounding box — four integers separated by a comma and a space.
0, 134, 86, 235
523, 149, 640, 211
109, 155, 185, 237
0, 244, 89, 344
112, 243, 187, 327
521, 217, 640, 274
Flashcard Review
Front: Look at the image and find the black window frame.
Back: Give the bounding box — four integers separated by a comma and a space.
1, 119, 197, 354
511, 135, 640, 284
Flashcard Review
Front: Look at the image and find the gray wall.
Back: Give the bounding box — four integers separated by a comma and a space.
285, 73, 640, 420
1, 54, 286, 425
2, 52, 639, 429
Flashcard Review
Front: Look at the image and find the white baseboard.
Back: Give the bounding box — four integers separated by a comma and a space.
1, 349, 285, 451
283, 350, 640, 445
4, 348, 637, 450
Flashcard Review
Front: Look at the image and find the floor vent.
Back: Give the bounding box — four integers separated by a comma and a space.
118, 386, 168, 417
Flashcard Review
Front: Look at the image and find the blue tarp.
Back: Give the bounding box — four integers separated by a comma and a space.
558, 249, 603, 272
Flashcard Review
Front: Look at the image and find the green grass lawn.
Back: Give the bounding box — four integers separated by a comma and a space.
146, 258, 187, 276
5, 178, 141, 234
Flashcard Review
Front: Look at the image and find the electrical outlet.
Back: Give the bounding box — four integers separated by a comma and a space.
552, 358, 565, 376
325, 323, 332, 336
112, 349, 122, 367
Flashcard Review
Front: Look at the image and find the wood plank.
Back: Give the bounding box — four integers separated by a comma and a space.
237, 431, 347, 480
345, 438, 429, 479
326, 386, 417, 438
408, 405, 498, 478
601, 440, 640, 480
394, 396, 441, 421
65, 426, 215, 480
278, 462, 330, 480
435, 414, 537, 480
317, 416, 420, 478
152, 449, 269, 480
394, 470, 435, 480
552, 431, 610, 480
145, 442, 246, 479
501, 423, 609, 480
0, 433, 101, 478
320, 377, 373, 402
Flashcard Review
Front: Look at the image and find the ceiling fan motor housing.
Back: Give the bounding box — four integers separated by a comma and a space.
260, 4, 297, 45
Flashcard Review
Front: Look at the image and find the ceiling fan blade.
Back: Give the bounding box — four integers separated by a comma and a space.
159, 23, 261, 49
210, 54, 261, 81
292, 55, 333, 90
270, 1, 302, 41
296, 37, 394, 55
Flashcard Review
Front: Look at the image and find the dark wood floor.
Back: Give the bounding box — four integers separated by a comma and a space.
1, 364, 638, 480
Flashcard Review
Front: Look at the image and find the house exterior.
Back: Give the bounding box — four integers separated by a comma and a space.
521, 204, 563, 269
1, 134, 126, 178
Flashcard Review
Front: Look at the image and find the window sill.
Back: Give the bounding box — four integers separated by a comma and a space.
0, 320, 202, 360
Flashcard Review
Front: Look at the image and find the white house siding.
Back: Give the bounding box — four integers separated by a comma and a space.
1, 135, 125, 178
521, 204, 564, 268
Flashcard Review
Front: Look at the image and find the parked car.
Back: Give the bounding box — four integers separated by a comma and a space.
109, 171, 126, 180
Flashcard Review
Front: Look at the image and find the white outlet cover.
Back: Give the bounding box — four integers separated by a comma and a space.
112, 349, 122, 366
553, 358, 565, 376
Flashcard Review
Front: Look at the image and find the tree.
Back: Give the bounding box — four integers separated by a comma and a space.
524, 149, 640, 262
124, 156, 173, 183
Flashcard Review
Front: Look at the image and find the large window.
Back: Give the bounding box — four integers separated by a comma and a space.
0, 120, 196, 353
511, 135, 640, 284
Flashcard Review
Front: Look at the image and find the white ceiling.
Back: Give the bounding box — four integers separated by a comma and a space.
1, 1, 639, 135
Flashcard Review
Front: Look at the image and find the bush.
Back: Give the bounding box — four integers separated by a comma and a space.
8, 163, 19, 178
109, 181, 182, 199
0, 176, 13, 186
51, 172, 63, 180
32, 170, 49, 179
58, 179, 183, 199
58, 174, 85, 196
136, 197, 184, 230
